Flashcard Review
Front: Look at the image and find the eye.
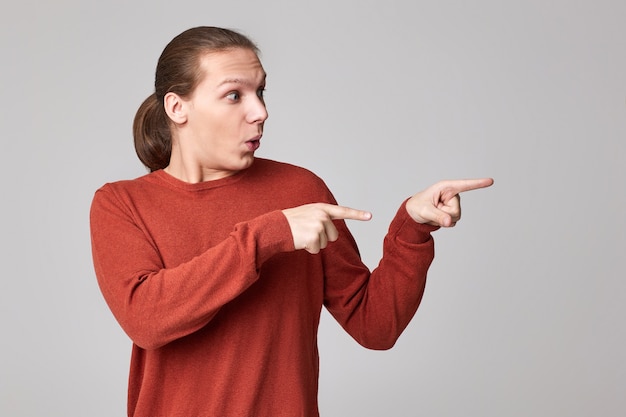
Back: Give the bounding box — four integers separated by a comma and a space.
226, 91, 240, 101
257, 87, 266, 99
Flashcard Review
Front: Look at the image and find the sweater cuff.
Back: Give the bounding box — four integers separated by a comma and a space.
389, 199, 439, 244
242, 210, 295, 266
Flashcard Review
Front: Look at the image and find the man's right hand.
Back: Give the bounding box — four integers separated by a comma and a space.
282, 203, 372, 254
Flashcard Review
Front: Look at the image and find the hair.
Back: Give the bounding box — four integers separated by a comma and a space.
133, 26, 259, 171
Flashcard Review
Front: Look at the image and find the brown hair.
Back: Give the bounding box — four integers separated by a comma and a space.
133, 26, 259, 171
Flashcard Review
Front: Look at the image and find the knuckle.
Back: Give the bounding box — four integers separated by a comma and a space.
312, 223, 325, 234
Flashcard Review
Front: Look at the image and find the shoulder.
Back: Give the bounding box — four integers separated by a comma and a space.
253, 158, 325, 184
252, 158, 322, 181
251, 158, 336, 203
95, 172, 153, 193
252, 158, 316, 175
92, 172, 158, 207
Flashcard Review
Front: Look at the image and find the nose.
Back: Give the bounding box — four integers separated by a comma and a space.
247, 96, 268, 124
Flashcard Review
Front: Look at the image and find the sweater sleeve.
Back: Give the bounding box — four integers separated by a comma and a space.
89, 187, 294, 350
322, 199, 438, 350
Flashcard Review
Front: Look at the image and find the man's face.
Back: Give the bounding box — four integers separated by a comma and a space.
177, 48, 268, 180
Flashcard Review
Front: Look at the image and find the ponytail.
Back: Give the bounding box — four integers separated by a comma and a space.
133, 93, 171, 172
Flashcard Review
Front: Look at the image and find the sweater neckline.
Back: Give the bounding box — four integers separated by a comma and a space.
148, 161, 254, 192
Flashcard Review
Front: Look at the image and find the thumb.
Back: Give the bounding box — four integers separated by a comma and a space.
420, 204, 453, 227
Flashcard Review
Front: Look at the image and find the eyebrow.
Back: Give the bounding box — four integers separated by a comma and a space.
218, 74, 267, 88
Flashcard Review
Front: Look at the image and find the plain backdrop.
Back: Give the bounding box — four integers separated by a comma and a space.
1, 1, 625, 416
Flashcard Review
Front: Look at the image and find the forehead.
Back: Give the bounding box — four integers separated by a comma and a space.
197, 48, 266, 86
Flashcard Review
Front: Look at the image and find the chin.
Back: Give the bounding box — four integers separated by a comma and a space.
228, 155, 256, 172
240, 154, 256, 167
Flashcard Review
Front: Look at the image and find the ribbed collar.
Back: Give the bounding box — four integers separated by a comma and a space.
144, 160, 257, 193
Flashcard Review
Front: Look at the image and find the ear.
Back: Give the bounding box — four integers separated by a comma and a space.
163, 92, 188, 125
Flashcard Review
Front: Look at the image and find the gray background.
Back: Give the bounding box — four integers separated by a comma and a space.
1, 0, 624, 416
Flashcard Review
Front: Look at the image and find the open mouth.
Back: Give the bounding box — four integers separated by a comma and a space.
246, 139, 261, 151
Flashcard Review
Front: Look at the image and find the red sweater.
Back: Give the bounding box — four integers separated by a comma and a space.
90, 158, 436, 417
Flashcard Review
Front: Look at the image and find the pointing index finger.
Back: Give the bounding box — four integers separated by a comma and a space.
445, 178, 494, 194
322, 204, 372, 221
